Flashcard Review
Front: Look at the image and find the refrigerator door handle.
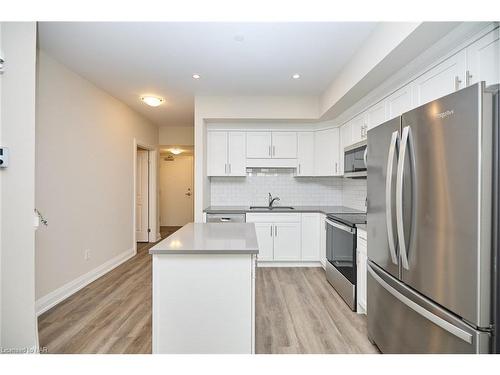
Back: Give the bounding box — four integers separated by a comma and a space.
396, 126, 412, 270
368, 264, 473, 344
385, 131, 399, 264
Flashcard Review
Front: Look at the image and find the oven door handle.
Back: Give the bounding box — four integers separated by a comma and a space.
325, 218, 355, 234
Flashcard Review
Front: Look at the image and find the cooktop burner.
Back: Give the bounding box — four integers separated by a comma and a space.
327, 213, 367, 227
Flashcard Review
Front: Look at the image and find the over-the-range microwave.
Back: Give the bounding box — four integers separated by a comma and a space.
344, 140, 367, 178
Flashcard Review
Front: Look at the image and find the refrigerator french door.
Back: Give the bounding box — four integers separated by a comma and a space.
366, 82, 498, 354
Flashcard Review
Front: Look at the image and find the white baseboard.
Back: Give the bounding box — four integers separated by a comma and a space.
35, 247, 136, 316
257, 261, 323, 268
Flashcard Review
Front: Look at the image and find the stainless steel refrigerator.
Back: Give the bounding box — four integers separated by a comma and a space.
366, 82, 499, 353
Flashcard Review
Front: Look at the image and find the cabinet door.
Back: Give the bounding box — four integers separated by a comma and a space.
466, 29, 500, 87
207, 131, 228, 176
253, 223, 274, 261
350, 114, 366, 144
386, 84, 413, 120
301, 213, 320, 261
413, 49, 466, 107
314, 128, 340, 176
273, 222, 301, 261
246, 132, 272, 158
272, 132, 297, 158
339, 123, 352, 175
356, 236, 367, 314
365, 100, 387, 131
319, 214, 327, 267
228, 132, 246, 176
296, 132, 314, 176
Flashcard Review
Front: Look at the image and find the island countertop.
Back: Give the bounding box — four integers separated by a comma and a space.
149, 222, 259, 255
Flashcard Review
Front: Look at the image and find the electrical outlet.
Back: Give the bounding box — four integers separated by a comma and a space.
84, 249, 91, 261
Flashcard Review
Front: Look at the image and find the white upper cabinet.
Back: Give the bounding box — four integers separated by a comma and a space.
272, 132, 297, 158
246, 131, 296, 159
386, 84, 413, 120
227, 132, 246, 176
466, 28, 500, 87
207, 131, 246, 176
412, 49, 466, 107
339, 123, 352, 175
314, 127, 341, 176
246, 132, 272, 158
207, 131, 228, 176
296, 132, 315, 176
365, 100, 387, 131
350, 113, 367, 144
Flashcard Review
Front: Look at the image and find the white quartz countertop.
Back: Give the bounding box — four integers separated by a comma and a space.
149, 223, 259, 255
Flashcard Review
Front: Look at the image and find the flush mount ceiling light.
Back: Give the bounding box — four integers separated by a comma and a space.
141, 96, 164, 107
192, 74, 200, 79
292, 73, 301, 80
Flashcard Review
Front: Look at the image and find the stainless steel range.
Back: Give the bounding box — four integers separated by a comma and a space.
325, 212, 367, 311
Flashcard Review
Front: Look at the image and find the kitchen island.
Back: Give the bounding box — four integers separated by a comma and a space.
149, 222, 259, 354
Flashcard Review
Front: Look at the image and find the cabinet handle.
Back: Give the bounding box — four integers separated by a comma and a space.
455, 75, 462, 91
298, 163, 301, 175
270, 225, 273, 237
466, 70, 472, 86
335, 162, 338, 174
225, 164, 227, 174
275, 225, 277, 236
273, 146, 275, 157
268, 146, 271, 156
228, 163, 231, 174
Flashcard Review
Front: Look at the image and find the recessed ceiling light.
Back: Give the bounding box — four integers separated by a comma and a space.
292, 74, 301, 80
141, 96, 163, 107
192, 74, 200, 79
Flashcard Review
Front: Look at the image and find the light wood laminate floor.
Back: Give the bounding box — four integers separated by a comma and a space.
38, 242, 377, 354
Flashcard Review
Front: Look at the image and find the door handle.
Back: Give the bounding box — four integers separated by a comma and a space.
185, 192, 192, 196
385, 131, 399, 265
368, 264, 473, 344
396, 126, 417, 270
454, 75, 462, 91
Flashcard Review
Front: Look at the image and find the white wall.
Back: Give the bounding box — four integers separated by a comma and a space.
35, 50, 158, 308
194, 95, 320, 221
159, 126, 194, 145
0, 22, 38, 351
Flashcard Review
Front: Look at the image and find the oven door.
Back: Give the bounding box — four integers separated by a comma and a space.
326, 218, 357, 310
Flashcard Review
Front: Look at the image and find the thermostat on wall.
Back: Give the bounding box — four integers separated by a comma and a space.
0, 147, 9, 168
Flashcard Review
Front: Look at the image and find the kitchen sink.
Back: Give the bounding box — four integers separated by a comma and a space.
249, 206, 295, 210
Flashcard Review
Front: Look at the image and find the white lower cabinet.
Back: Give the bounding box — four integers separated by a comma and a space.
253, 222, 274, 261
247, 213, 322, 263
356, 229, 367, 314
300, 213, 320, 261
319, 214, 327, 267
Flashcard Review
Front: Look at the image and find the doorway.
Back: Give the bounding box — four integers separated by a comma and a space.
159, 146, 194, 235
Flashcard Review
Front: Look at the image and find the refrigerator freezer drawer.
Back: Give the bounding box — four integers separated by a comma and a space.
367, 262, 491, 353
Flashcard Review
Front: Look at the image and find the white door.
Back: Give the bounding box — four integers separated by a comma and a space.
365, 100, 387, 131
253, 222, 274, 261
160, 155, 194, 226
467, 29, 500, 86
412, 49, 467, 106
314, 128, 340, 176
207, 131, 228, 176
386, 83, 413, 120
300, 214, 320, 261
1, 22, 39, 351
273, 222, 301, 261
339, 123, 352, 175
350, 113, 366, 144
246, 132, 272, 158
296, 132, 314, 176
271, 132, 297, 158
227, 132, 246, 176
136, 149, 149, 242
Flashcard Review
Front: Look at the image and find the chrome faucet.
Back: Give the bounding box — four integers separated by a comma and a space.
268, 193, 280, 208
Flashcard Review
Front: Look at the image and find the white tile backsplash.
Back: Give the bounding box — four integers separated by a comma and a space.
210, 170, 367, 210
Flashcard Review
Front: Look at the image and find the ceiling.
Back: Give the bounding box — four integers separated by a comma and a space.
38, 22, 378, 127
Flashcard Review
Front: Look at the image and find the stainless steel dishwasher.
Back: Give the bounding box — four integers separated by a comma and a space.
206, 213, 246, 223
